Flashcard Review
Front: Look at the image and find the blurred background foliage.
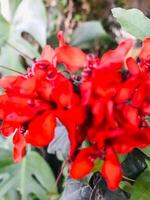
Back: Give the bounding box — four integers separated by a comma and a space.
1, 0, 150, 200
1, 0, 150, 76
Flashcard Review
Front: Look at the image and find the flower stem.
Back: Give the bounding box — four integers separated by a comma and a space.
48, 159, 68, 196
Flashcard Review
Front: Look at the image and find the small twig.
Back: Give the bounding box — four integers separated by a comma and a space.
48, 159, 68, 196
6, 42, 34, 62
123, 176, 135, 182
89, 177, 102, 200
0, 65, 23, 74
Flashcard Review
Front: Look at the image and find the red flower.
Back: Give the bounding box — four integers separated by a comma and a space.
70, 38, 150, 190
0, 34, 85, 163
1, 33, 150, 191
41, 31, 87, 72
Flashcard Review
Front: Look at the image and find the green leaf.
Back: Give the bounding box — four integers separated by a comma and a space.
0, 0, 22, 20
0, 45, 25, 75
141, 147, 150, 157
0, 0, 45, 75
0, 148, 13, 168
0, 151, 56, 200
112, 8, 150, 39
122, 149, 147, 180
0, 15, 10, 47
119, 181, 132, 193
118, 154, 128, 163
131, 170, 150, 200
93, 160, 104, 173
71, 21, 108, 49
9, 0, 22, 17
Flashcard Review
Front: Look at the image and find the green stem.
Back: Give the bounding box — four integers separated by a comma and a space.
123, 176, 135, 182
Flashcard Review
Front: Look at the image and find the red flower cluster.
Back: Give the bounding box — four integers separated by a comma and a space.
1, 32, 150, 190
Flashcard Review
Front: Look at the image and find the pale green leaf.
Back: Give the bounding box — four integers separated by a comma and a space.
9, 0, 21, 17
13, 0, 47, 47
112, 8, 150, 39
0, 15, 10, 47
0, 151, 56, 200
71, 21, 108, 49
0, 0, 44, 75
0, 45, 25, 75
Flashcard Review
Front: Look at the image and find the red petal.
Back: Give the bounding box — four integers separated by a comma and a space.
57, 31, 65, 47
142, 102, 150, 115
92, 100, 105, 125
0, 76, 18, 90
0, 94, 8, 119
0, 76, 37, 97
70, 147, 95, 179
112, 128, 150, 154
37, 79, 53, 101
52, 74, 74, 108
101, 147, 122, 190
106, 100, 117, 128
126, 57, 140, 75
4, 97, 50, 123
13, 131, 26, 163
100, 39, 133, 70
123, 105, 139, 127
19, 77, 37, 97
139, 38, 150, 61
56, 31, 87, 72
55, 46, 87, 72
115, 78, 139, 103
41, 45, 56, 64
132, 85, 145, 107
26, 111, 56, 147
80, 81, 92, 105
1, 121, 18, 137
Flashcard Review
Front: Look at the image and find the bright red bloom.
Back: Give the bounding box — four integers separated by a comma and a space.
1, 34, 150, 191
0, 32, 85, 163
72, 38, 150, 189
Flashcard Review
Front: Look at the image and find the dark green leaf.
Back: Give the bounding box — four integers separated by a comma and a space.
122, 149, 147, 179
131, 170, 150, 200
